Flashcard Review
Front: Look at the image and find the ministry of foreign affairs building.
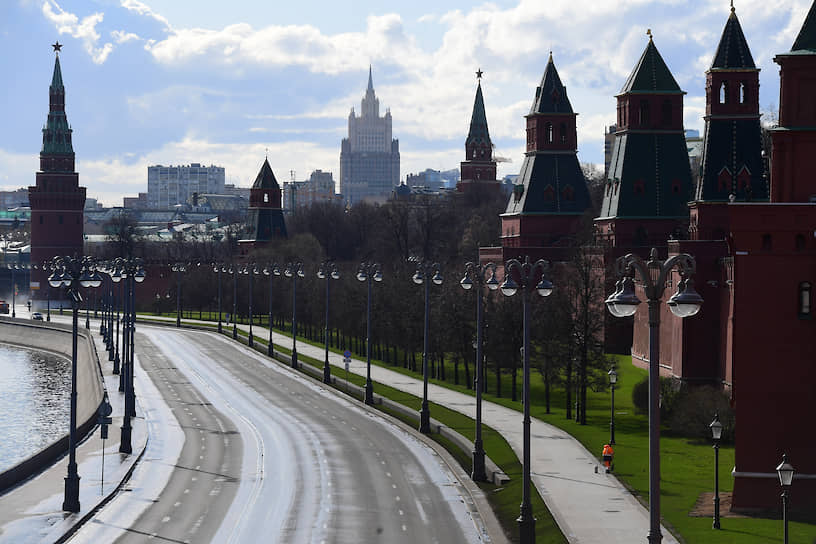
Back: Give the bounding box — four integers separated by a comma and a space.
339, 67, 400, 205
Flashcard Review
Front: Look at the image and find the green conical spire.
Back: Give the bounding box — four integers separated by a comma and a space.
42, 49, 73, 157
530, 53, 573, 114
51, 54, 64, 89
791, 0, 816, 53
711, 6, 756, 69
466, 81, 491, 148
252, 158, 280, 189
620, 36, 682, 94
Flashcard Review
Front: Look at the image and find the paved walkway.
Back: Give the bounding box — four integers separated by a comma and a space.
0, 329, 148, 544
149, 314, 679, 544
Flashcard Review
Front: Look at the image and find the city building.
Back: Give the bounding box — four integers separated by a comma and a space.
603, 124, 617, 179
282, 169, 341, 213
339, 67, 400, 205
240, 158, 287, 250
147, 163, 225, 209
0, 188, 30, 210
457, 73, 500, 193
28, 44, 86, 304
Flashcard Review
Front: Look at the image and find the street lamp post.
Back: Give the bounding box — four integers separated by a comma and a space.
242, 264, 259, 347
109, 258, 145, 453
284, 262, 305, 369
710, 413, 723, 529
412, 260, 443, 434
48, 255, 102, 513
460, 261, 498, 482
172, 263, 186, 327
609, 367, 618, 445
318, 261, 340, 384
8, 263, 17, 318
500, 256, 553, 544
213, 263, 224, 333
776, 454, 795, 544
605, 248, 703, 544
263, 263, 281, 357
229, 264, 238, 339
356, 262, 382, 404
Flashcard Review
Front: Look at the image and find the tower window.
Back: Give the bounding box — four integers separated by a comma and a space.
800, 282, 812, 318
719, 81, 729, 104
543, 184, 555, 201
639, 101, 650, 126
546, 123, 553, 144
662, 100, 672, 125
761, 233, 772, 251
58, 215, 63, 225
39, 215, 43, 225
795, 234, 806, 251
740, 82, 747, 104
264, 193, 269, 203
560, 123, 567, 144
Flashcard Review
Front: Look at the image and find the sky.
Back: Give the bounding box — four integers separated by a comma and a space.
0, 0, 812, 207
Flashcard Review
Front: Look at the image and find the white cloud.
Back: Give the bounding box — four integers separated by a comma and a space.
111, 30, 140, 44
120, 0, 171, 30
41, 0, 114, 64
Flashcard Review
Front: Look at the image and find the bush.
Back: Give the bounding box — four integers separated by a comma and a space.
668, 385, 734, 443
632, 376, 682, 420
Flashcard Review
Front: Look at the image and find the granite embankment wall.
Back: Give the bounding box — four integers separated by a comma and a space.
0, 318, 105, 493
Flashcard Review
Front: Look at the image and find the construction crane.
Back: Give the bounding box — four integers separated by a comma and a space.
493, 144, 512, 163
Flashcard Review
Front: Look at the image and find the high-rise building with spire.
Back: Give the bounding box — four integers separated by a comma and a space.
29, 43, 86, 302
339, 67, 400, 205
457, 71, 499, 193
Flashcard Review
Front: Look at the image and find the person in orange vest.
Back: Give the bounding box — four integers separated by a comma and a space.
602, 444, 614, 473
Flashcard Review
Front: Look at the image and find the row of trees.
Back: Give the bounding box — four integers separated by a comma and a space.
97, 183, 613, 423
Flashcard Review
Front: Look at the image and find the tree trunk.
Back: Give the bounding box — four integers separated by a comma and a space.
566, 357, 573, 420
454, 357, 459, 386
463, 355, 471, 390
495, 361, 502, 398
511, 363, 517, 402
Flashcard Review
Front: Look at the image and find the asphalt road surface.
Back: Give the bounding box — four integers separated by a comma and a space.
70, 326, 483, 544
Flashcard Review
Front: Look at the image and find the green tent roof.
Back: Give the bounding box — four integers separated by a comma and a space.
530, 54, 573, 114
620, 39, 682, 94
252, 158, 280, 190
466, 82, 491, 148
791, 0, 816, 53
711, 8, 756, 69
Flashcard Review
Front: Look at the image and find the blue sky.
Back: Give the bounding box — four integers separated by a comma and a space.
0, 0, 811, 207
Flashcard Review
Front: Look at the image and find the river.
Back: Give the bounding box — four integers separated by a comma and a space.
0, 344, 70, 473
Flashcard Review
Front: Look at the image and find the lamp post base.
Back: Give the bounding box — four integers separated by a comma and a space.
323, 362, 332, 385
517, 509, 535, 544
119, 424, 132, 454
113, 355, 120, 375
472, 447, 487, 482
291, 351, 298, 369
419, 405, 431, 434
62, 474, 80, 513
648, 530, 663, 543
364, 380, 374, 405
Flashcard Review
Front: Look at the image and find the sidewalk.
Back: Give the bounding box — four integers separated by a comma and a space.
0, 331, 147, 544
153, 314, 678, 544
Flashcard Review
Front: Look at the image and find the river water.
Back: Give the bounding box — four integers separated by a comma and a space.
0, 344, 70, 473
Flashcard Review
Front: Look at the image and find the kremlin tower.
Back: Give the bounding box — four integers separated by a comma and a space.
28, 43, 86, 303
